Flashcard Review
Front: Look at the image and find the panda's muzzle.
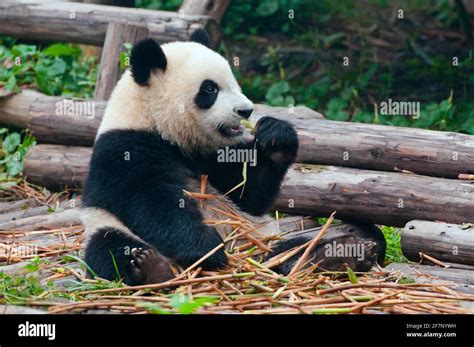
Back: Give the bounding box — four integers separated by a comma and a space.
217, 107, 254, 138
217, 122, 246, 138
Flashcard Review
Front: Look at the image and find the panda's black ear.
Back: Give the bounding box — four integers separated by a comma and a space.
190, 29, 213, 49
130, 38, 167, 86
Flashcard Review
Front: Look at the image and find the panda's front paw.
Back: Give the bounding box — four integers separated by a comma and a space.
255, 116, 298, 165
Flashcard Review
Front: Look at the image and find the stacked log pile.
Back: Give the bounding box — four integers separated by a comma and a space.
1, 91, 473, 227
1, 91, 474, 271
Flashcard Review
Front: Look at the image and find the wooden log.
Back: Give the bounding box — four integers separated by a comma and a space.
0, 91, 105, 146
388, 263, 474, 286
2, 90, 474, 178
0, 89, 42, 128
22, 146, 474, 226
0, 199, 40, 215
0, 0, 219, 46
0, 91, 323, 146
402, 220, 474, 265
0, 209, 81, 231
23, 145, 91, 189
0, 199, 78, 224
276, 165, 474, 226
0, 205, 60, 225
272, 215, 318, 234
440, 262, 474, 271
294, 119, 474, 179
95, 23, 149, 100
385, 262, 474, 296
179, 0, 230, 21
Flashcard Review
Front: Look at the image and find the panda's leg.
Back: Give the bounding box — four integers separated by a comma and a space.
84, 227, 175, 285
267, 223, 386, 275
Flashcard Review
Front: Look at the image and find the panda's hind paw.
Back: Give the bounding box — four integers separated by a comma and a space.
129, 247, 176, 285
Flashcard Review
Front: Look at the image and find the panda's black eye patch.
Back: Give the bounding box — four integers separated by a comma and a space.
195, 79, 219, 109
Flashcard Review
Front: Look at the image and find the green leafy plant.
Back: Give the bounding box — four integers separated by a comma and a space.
23, 256, 49, 273
221, 0, 316, 39
325, 97, 349, 121
265, 80, 295, 106
169, 294, 218, 314
138, 294, 219, 314
0, 273, 47, 303
0, 257, 52, 304
381, 226, 408, 265
0, 128, 36, 183
0, 38, 97, 98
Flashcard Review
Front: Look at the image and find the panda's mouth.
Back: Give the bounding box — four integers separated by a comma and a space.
218, 123, 245, 137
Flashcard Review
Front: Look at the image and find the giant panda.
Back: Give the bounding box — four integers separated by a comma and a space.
81, 30, 385, 285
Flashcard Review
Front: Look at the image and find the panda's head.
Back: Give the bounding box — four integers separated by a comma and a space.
99, 31, 254, 153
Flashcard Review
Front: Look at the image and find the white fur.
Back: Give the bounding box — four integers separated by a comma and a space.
98, 42, 253, 153
81, 207, 148, 245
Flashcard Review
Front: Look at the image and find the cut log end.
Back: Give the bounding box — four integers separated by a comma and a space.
402, 220, 474, 266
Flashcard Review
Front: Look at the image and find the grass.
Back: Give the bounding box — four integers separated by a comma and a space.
0, 256, 126, 305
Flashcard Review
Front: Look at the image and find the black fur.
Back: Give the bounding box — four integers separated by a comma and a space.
130, 38, 167, 86
194, 79, 219, 109
268, 222, 387, 275
201, 116, 298, 215
189, 29, 213, 49
83, 130, 227, 278
84, 227, 173, 285
83, 117, 298, 282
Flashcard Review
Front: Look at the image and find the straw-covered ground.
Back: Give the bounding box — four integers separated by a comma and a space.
0, 181, 473, 314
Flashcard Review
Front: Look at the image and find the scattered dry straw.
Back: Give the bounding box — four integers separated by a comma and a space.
1, 178, 473, 314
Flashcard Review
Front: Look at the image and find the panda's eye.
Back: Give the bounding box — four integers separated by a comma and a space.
204, 84, 217, 94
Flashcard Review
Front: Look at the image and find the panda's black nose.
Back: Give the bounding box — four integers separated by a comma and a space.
236, 108, 253, 119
